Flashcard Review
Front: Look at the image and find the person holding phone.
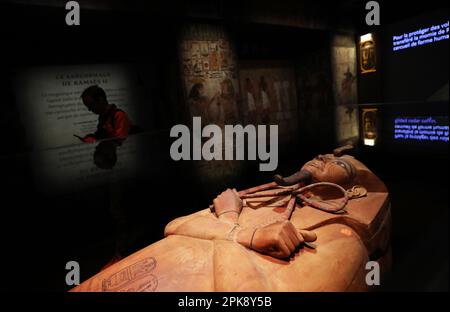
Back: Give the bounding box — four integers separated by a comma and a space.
75, 85, 131, 143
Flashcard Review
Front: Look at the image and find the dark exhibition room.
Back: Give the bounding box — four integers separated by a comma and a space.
0, 0, 448, 298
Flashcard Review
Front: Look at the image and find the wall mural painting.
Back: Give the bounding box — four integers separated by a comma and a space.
179, 24, 243, 185
180, 25, 239, 125
238, 63, 299, 146
331, 45, 359, 144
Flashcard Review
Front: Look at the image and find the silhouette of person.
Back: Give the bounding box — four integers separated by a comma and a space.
78, 85, 132, 143
78, 86, 143, 270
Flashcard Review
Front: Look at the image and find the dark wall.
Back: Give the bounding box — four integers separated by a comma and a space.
381, 9, 449, 102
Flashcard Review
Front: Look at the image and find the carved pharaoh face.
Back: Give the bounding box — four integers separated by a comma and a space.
301, 154, 357, 186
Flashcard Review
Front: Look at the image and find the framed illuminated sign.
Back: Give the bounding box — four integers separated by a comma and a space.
359, 33, 376, 74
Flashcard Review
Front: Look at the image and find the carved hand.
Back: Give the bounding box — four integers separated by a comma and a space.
237, 220, 317, 259
213, 188, 243, 223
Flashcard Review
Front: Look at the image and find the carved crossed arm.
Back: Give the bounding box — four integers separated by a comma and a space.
164, 189, 317, 259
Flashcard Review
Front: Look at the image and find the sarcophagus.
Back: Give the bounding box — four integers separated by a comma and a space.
72, 149, 391, 292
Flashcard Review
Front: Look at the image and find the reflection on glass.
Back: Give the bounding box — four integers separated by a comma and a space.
362, 108, 378, 146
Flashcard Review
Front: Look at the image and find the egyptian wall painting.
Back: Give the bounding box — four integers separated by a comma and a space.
178, 24, 244, 187
238, 62, 299, 148
331, 34, 360, 145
